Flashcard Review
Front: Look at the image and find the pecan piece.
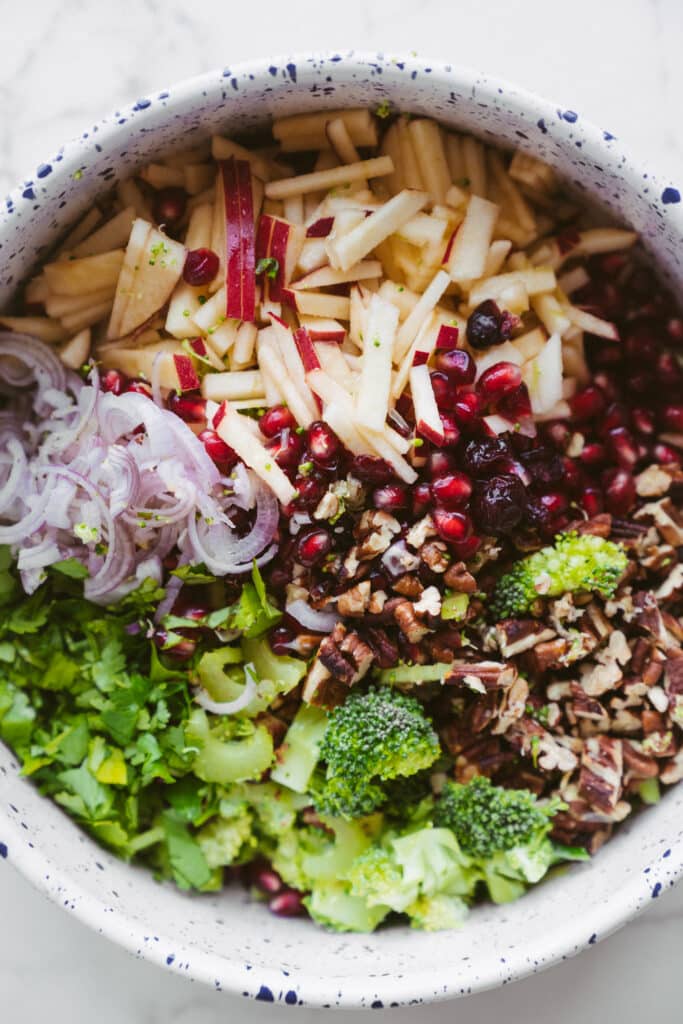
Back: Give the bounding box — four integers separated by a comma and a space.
495, 618, 556, 658
304, 623, 374, 707
366, 627, 399, 669
354, 509, 401, 559
443, 560, 478, 593
444, 660, 518, 691
406, 514, 437, 549
579, 735, 623, 814
635, 463, 674, 498
393, 599, 431, 643
419, 540, 450, 573
636, 496, 683, 546
337, 581, 371, 617
392, 574, 424, 599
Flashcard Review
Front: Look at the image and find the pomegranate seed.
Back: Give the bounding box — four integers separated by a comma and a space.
412, 481, 432, 517
654, 442, 682, 465
590, 341, 622, 370
126, 379, 152, 398
259, 404, 297, 438
294, 476, 326, 509
592, 372, 621, 403
466, 300, 514, 350
449, 534, 482, 561
255, 868, 284, 894
579, 442, 608, 468
183, 247, 219, 286
600, 402, 630, 434
433, 348, 476, 384
661, 404, 683, 432
656, 351, 682, 384
373, 484, 409, 511
307, 421, 341, 465
101, 369, 128, 395
607, 426, 639, 469
536, 490, 568, 515
543, 420, 571, 450
603, 468, 636, 515
463, 437, 510, 475
433, 508, 473, 543
667, 317, 683, 344
472, 475, 526, 534
561, 456, 584, 493
198, 429, 238, 469
599, 252, 628, 277
430, 371, 456, 410
452, 390, 482, 427
153, 186, 187, 224
269, 626, 295, 657
431, 472, 473, 508
575, 279, 621, 320
630, 405, 655, 434
296, 528, 332, 566
427, 451, 458, 479
498, 382, 532, 420
581, 486, 604, 516
267, 429, 304, 471
350, 455, 394, 484
628, 370, 655, 395
439, 412, 461, 448
624, 319, 660, 363
168, 391, 206, 423
476, 361, 522, 401
269, 889, 305, 917
569, 385, 606, 421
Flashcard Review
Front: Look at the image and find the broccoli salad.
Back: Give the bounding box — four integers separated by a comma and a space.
0, 106, 682, 933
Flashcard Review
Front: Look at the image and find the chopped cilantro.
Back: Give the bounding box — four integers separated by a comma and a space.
255, 257, 280, 280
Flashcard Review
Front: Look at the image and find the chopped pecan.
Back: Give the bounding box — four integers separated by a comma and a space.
313, 489, 341, 521
632, 591, 673, 648
367, 589, 387, 615
622, 740, 660, 779
635, 463, 674, 498
570, 513, 613, 538
664, 650, 683, 696
655, 563, 683, 600
443, 560, 478, 593
492, 675, 530, 734
413, 585, 442, 617
635, 496, 683, 545
661, 750, 683, 785
495, 619, 557, 658
506, 717, 579, 772
393, 599, 431, 643
570, 681, 610, 727
392, 574, 424, 599
304, 623, 374, 707
418, 539, 449, 574
366, 627, 399, 669
526, 636, 586, 672
641, 729, 676, 757
337, 581, 371, 617
445, 660, 518, 691
661, 610, 683, 644
406, 514, 437, 549
579, 735, 623, 814
354, 509, 401, 559
580, 657, 623, 697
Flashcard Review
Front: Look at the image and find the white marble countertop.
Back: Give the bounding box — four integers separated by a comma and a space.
1, 0, 682, 1019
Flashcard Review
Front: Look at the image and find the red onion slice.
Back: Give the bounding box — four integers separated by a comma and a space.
285, 599, 341, 633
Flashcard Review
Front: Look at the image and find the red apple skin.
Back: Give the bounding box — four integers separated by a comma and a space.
435, 324, 460, 349
173, 354, 201, 392
442, 225, 459, 264
267, 219, 291, 302
412, 350, 430, 367
212, 401, 228, 429
417, 419, 446, 447
306, 216, 334, 238
222, 158, 256, 322
308, 327, 345, 343
189, 337, 208, 357
293, 327, 321, 373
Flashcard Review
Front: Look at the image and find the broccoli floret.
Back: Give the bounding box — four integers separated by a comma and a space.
196, 808, 255, 869
434, 776, 560, 858
305, 882, 391, 933
490, 532, 628, 618
314, 688, 441, 819
405, 893, 468, 931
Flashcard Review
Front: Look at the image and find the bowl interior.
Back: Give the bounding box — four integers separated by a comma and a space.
1, 52, 683, 1008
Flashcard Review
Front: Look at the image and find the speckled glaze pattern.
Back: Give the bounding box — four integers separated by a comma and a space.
0, 52, 682, 1009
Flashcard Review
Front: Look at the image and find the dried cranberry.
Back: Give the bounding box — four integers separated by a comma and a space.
472, 474, 526, 534
183, 247, 219, 286
519, 447, 564, 486
449, 534, 482, 561
306, 421, 340, 465
433, 508, 473, 543
296, 527, 332, 566
350, 455, 394, 484
168, 391, 206, 423
462, 437, 510, 475
476, 361, 522, 401
152, 186, 187, 225
498, 382, 532, 421
198, 429, 238, 469
101, 369, 128, 395
466, 300, 513, 350
259, 405, 297, 438
431, 472, 473, 508
373, 484, 409, 511
433, 348, 476, 384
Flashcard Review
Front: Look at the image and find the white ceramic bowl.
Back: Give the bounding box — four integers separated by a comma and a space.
1, 51, 682, 1010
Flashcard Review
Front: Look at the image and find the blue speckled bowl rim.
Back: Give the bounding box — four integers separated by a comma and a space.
1, 50, 682, 1009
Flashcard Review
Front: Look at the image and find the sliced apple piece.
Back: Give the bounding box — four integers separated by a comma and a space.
58, 328, 91, 370
255, 214, 304, 303
300, 316, 345, 343
394, 269, 451, 362
284, 291, 351, 321
201, 370, 264, 402
211, 136, 271, 181
107, 220, 152, 339
314, 341, 355, 390
410, 363, 444, 445
99, 339, 184, 388
563, 305, 620, 341
356, 294, 399, 431
522, 333, 563, 415
272, 109, 378, 152
531, 293, 572, 338
0, 315, 68, 344
232, 322, 258, 368
326, 189, 428, 272
292, 327, 321, 373
512, 327, 547, 363
408, 120, 451, 205
447, 195, 499, 283
214, 401, 297, 505
61, 300, 113, 333
265, 156, 394, 201
110, 222, 185, 340
45, 249, 125, 297
173, 353, 201, 392
292, 261, 382, 290
45, 286, 115, 320
71, 208, 136, 259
